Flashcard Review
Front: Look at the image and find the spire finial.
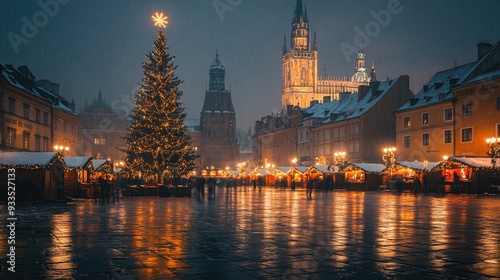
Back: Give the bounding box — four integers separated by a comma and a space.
371, 59, 377, 82
98, 88, 102, 102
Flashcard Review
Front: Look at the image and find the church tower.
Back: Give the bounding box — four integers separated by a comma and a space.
200, 51, 238, 169
282, 0, 318, 109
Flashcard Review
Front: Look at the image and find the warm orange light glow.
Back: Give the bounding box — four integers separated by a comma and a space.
152, 12, 168, 28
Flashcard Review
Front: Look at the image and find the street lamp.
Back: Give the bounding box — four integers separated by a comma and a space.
334, 152, 346, 168
54, 145, 69, 155
486, 137, 500, 168
382, 147, 396, 167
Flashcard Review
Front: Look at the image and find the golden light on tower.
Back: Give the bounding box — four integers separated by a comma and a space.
152, 12, 168, 28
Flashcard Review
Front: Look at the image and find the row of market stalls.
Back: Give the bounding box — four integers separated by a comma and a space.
0, 152, 113, 202
219, 157, 499, 194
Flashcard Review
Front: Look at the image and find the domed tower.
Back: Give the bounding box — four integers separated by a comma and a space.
351, 47, 370, 82
200, 51, 238, 169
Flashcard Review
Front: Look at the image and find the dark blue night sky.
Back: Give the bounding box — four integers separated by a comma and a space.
1, 0, 499, 130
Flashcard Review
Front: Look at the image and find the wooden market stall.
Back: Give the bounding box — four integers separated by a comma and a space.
304, 165, 332, 190
384, 161, 440, 193
0, 152, 65, 202
340, 163, 386, 191
64, 156, 93, 198
432, 157, 500, 194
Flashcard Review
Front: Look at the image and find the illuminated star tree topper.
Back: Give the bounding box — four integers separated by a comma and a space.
152, 12, 168, 28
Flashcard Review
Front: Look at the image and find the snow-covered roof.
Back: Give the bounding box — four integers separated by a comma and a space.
277, 166, 293, 174
300, 77, 402, 125
345, 163, 386, 173
397, 63, 474, 112
294, 165, 308, 173
395, 161, 440, 171
64, 156, 92, 169
0, 63, 77, 116
306, 165, 331, 174
434, 157, 500, 169
0, 152, 60, 169
92, 159, 109, 171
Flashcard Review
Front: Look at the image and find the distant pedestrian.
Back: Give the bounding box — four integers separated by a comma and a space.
413, 176, 421, 194
306, 177, 314, 198
453, 172, 461, 194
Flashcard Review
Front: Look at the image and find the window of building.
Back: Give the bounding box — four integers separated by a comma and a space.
349, 143, 354, 153
462, 104, 472, 116
43, 112, 49, 125
339, 127, 344, 138
43, 137, 49, 152
71, 125, 76, 134
35, 135, 41, 151
461, 127, 472, 142
306, 131, 310, 139
354, 123, 359, 135
325, 130, 330, 140
94, 138, 106, 145
64, 121, 68, 132
444, 108, 453, 121
354, 142, 359, 152
444, 130, 452, 144
8, 127, 16, 148
333, 128, 338, 138
497, 98, 500, 110
23, 132, 30, 150
422, 113, 429, 125
349, 124, 354, 136
422, 133, 429, 146
35, 109, 41, 123
54, 119, 58, 130
8, 98, 15, 114
497, 124, 500, 137
403, 116, 411, 128
403, 136, 410, 148
300, 67, 307, 86
23, 103, 30, 119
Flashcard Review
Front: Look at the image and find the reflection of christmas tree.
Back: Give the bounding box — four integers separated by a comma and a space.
122, 27, 197, 183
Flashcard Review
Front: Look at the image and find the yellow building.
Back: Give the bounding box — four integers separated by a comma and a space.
0, 64, 78, 154
395, 42, 500, 162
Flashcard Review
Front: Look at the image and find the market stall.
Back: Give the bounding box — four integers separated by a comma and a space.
432, 157, 500, 194
341, 163, 386, 191
64, 156, 93, 198
0, 152, 66, 202
384, 161, 439, 193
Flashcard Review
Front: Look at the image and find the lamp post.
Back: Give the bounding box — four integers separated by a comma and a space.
334, 152, 346, 168
486, 137, 500, 169
382, 147, 396, 167
54, 145, 69, 155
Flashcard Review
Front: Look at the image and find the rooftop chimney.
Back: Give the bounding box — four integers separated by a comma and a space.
477, 42, 493, 61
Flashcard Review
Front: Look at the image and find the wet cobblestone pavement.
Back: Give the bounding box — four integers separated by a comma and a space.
1, 187, 500, 279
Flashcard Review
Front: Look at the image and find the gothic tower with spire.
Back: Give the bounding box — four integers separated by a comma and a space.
281, 0, 371, 109
200, 51, 239, 169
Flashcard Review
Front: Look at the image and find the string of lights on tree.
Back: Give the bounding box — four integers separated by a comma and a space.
121, 12, 197, 182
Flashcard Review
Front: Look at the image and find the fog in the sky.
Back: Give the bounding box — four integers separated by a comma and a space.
1, 0, 499, 130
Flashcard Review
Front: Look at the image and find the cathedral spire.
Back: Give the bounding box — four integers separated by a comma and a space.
209, 50, 225, 91
293, 0, 303, 23
98, 88, 103, 102
283, 34, 288, 55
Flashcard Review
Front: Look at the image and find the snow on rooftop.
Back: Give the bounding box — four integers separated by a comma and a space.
451, 157, 500, 168
396, 161, 440, 171
64, 156, 92, 168
349, 163, 386, 173
277, 166, 293, 174
92, 159, 108, 171
0, 152, 58, 167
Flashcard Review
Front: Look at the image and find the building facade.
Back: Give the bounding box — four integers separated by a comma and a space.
395, 42, 500, 162
199, 51, 239, 169
281, 0, 371, 109
0, 64, 78, 155
78, 91, 128, 162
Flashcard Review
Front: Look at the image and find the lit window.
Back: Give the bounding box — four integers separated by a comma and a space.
422, 113, 429, 125
23, 132, 30, 150
8, 128, 16, 148
403, 117, 411, 128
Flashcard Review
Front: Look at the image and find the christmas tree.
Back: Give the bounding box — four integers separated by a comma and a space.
122, 13, 197, 183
